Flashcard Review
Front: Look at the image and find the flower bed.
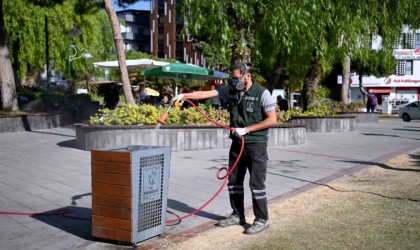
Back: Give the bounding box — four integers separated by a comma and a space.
75, 124, 306, 151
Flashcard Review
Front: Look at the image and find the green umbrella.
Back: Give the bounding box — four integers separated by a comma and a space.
142, 62, 213, 95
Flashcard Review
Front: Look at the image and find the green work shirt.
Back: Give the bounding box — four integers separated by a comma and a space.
216, 83, 275, 143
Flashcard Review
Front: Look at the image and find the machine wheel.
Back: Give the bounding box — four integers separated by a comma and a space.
402, 113, 411, 122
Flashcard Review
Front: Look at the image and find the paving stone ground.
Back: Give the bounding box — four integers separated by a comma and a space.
0, 119, 419, 249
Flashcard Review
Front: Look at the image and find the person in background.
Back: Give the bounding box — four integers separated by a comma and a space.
137, 85, 149, 105
366, 89, 378, 113
172, 62, 276, 235
277, 95, 289, 111
104, 84, 120, 109
155, 93, 169, 108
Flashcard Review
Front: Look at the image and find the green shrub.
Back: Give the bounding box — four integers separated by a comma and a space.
89, 103, 230, 126
283, 102, 336, 120
332, 101, 365, 112
17, 87, 48, 101
91, 101, 366, 126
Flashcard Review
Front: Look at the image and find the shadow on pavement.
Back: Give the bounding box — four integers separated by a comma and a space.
363, 133, 398, 138
409, 152, 420, 165
29, 130, 76, 138
267, 170, 420, 202
21, 115, 31, 131
57, 139, 77, 148
362, 132, 420, 140
393, 128, 420, 132
166, 199, 225, 224
337, 160, 420, 172
32, 206, 92, 240
71, 192, 92, 205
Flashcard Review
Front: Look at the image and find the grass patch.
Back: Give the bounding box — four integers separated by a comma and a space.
379, 114, 394, 118
161, 152, 420, 250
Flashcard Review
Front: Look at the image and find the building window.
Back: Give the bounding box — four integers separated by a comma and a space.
397, 60, 406, 75
397, 60, 413, 75
395, 33, 417, 49
397, 34, 405, 49
405, 60, 413, 75
415, 33, 420, 49
405, 33, 415, 49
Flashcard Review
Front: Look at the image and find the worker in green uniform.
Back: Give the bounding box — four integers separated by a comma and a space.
172, 62, 276, 234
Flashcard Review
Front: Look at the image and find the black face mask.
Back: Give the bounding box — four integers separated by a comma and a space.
230, 77, 245, 92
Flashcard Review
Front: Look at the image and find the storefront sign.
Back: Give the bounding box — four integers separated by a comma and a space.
393, 79, 420, 83
393, 49, 420, 60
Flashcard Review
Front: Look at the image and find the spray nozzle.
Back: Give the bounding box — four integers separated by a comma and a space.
157, 106, 172, 125
157, 98, 185, 125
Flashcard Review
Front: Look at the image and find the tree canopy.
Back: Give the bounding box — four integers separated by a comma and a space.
4, 0, 115, 85
181, 0, 420, 109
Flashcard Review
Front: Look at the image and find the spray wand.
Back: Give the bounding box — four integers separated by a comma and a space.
157, 98, 184, 125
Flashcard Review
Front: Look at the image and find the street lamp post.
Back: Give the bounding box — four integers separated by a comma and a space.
67, 44, 92, 83
67, 28, 92, 84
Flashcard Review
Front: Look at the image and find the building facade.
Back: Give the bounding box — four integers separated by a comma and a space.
339, 28, 420, 105
118, 1, 204, 66
117, 9, 151, 53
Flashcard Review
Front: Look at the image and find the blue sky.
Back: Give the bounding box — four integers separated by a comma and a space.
113, 1, 150, 11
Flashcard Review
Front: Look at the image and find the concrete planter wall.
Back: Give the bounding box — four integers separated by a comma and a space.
287, 116, 355, 132
0, 113, 73, 133
75, 124, 306, 151
336, 112, 379, 123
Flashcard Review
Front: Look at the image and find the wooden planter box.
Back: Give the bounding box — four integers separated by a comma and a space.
91, 146, 170, 244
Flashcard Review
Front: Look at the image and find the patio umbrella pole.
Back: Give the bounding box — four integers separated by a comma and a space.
175, 74, 179, 96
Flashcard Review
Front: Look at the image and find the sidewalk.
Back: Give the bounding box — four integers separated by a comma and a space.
0, 119, 419, 249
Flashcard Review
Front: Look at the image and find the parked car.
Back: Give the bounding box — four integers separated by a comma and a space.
392, 98, 410, 114
399, 101, 420, 122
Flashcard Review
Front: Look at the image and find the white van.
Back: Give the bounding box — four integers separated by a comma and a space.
393, 99, 410, 109
392, 99, 410, 114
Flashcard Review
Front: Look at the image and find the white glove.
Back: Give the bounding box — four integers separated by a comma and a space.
232, 127, 249, 137
171, 94, 185, 106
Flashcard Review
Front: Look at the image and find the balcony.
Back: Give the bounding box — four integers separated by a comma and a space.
122, 32, 150, 42
120, 13, 150, 25
122, 32, 135, 40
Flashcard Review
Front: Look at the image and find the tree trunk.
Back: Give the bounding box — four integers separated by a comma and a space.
341, 54, 350, 103
302, 57, 322, 111
358, 73, 367, 102
266, 67, 281, 93
0, 0, 18, 111
231, 30, 243, 65
266, 51, 289, 93
266, 57, 284, 93
103, 0, 135, 105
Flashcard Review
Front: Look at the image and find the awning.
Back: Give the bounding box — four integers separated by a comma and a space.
369, 88, 392, 94
93, 59, 169, 70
